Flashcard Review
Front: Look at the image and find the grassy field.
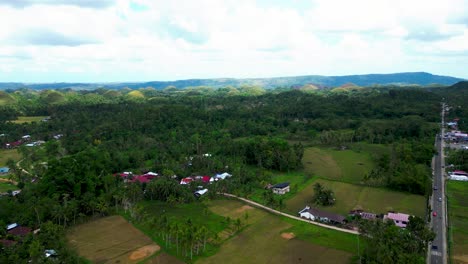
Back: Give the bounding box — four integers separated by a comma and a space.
200, 199, 353, 264
0, 181, 17, 193
285, 177, 426, 217
447, 181, 468, 264
0, 149, 21, 166
302, 145, 377, 184
67, 215, 160, 264
10, 116, 48, 124
140, 200, 228, 235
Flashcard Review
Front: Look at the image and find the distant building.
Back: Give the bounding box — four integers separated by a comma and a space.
384, 212, 410, 228
0, 167, 10, 174
271, 182, 290, 195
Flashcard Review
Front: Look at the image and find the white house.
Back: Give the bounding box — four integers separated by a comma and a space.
298, 206, 346, 224
449, 175, 468, 181
271, 182, 290, 195
215, 172, 232, 180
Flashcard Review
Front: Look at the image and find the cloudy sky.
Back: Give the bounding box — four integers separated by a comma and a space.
0, 0, 467, 82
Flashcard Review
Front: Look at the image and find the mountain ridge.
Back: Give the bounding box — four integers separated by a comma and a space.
0, 72, 464, 90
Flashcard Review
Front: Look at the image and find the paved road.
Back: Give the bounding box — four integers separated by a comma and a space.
221, 193, 359, 235
430, 103, 447, 264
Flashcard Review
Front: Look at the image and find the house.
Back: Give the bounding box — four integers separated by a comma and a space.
5, 140, 22, 148
45, 249, 58, 258
22, 135, 31, 141
0, 239, 16, 248
180, 177, 194, 185
215, 172, 232, 180
361, 212, 377, 220
349, 209, 377, 220
384, 212, 410, 228
271, 182, 290, 195
7, 223, 32, 237
11, 190, 21, 196
451, 170, 468, 176
194, 188, 208, 198
299, 206, 346, 224
449, 175, 468, 181
0, 167, 9, 174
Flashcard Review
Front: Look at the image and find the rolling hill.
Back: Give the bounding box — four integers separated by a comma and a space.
0, 72, 464, 90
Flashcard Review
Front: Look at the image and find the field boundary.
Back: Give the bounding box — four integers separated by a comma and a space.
220, 193, 358, 235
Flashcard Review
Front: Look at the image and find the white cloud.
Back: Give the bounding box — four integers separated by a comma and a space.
0, 0, 467, 82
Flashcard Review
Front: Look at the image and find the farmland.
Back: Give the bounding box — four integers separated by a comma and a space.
9, 116, 48, 124
447, 181, 468, 264
200, 199, 354, 264
67, 215, 160, 264
285, 178, 426, 217
302, 144, 385, 184
284, 144, 426, 217
0, 149, 21, 166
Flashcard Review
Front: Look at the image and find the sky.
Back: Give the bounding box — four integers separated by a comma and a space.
0, 0, 467, 82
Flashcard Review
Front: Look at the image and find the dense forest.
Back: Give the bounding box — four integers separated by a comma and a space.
0, 83, 457, 263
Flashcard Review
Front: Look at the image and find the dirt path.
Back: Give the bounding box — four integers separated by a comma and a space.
221, 193, 359, 235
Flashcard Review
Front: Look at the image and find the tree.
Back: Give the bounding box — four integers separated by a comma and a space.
312, 183, 336, 206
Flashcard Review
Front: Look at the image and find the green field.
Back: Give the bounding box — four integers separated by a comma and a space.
0, 149, 21, 166
302, 145, 378, 184
0, 181, 16, 193
447, 181, 468, 264
285, 178, 426, 217
10, 116, 48, 124
140, 200, 228, 235
200, 199, 353, 264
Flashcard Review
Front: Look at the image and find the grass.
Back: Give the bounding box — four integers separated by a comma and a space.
302, 144, 378, 184
247, 171, 315, 204
67, 215, 160, 264
447, 180, 468, 264
200, 199, 353, 264
0, 181, 16, 193
10, 116, 48, 124
140, 200, 228, 235
285, 177, 426, 217
0, 149, 21, 166
124, 200, 230, 263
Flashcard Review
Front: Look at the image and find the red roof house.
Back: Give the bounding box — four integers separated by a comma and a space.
7, 226, 32, 237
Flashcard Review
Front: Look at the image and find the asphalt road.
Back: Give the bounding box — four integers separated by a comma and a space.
430, 104, 447, 264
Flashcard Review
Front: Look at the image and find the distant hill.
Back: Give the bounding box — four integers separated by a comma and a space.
0, 72, 464, 90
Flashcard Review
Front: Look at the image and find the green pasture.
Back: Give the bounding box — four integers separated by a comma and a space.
447, 180, 468, 264
10, 116, 48, 124
0, 149, 21, 166
201, 199, 353, 264
302, 145, 378, 184
0, 181, 16, 193
285, 178, 426, 217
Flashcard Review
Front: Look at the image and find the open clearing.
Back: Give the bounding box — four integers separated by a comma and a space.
285, 178, 426, 217
10, 116, 48, 124
302, 146, 375, 184
447, 181, 468, 264
67, 215, 160, 264
0, 181, 17, 193
0, 149, 21, 166
201, 199, 353, 264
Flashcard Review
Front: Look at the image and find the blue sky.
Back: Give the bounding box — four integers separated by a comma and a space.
0, 0, 467, 82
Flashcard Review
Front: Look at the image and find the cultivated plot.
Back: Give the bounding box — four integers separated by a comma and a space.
67, 215, 160, 264
201, 200, 352, 264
